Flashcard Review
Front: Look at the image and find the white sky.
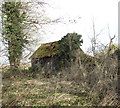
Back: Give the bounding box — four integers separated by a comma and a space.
0, 0, 119, 65
41, 0, 118, 52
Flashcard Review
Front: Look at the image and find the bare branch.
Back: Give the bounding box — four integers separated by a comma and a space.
107, 35, 116, 56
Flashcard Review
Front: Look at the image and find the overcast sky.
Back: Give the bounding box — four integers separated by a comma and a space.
42, 0, 118, 52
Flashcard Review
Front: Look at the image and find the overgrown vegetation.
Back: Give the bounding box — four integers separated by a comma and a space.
2, 67, 90, 106
2, 44, 119, 107
56, 33, 83, 69
2, 2, 27, 68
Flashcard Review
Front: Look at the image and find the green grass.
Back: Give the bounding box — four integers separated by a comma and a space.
2, 68, 90, 107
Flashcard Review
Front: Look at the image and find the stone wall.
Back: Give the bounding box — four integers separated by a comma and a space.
31, 55, 59, 72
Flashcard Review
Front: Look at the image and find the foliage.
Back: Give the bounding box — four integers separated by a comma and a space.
56, 33, 83, 69
1, 2, 28, 68
2, 49, 118, 106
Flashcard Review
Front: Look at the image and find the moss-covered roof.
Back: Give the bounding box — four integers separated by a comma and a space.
29, 41, 59, 59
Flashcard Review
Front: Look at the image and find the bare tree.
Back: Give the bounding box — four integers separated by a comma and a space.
88, 18, 103, 56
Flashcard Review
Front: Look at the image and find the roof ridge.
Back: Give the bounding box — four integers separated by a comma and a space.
29, 41, 59, 59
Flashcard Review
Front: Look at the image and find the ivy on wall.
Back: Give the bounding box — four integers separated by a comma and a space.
56, 33, 83, 69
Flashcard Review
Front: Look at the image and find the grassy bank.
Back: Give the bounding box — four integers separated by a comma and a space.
2, 68, 90, 106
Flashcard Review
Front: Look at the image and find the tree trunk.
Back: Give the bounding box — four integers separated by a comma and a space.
9, 58, 20, 69
8, 41, 20, 69
107, 35, 115, 56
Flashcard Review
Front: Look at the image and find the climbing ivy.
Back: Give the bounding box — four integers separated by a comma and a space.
2, 2, 27, 68
57, 33, 83, 69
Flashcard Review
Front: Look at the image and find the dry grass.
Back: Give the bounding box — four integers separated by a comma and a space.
2, 69, 90, 107
2, 50, 119, 107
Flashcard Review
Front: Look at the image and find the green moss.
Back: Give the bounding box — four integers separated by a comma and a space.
110, 44, 118, 50
30, 41, 59, 59
81, 53, 94, 62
